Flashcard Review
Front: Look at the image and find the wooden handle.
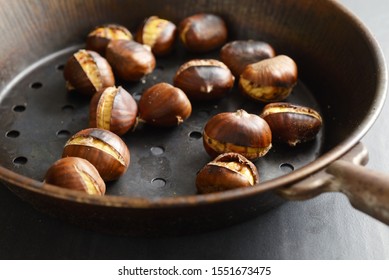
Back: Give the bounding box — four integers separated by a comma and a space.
326, 160, 389, 225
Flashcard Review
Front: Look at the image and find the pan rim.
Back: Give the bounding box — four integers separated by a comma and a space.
0, 0, 387, 209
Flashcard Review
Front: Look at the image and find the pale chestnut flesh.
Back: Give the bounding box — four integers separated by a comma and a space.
135, 16, 177, 56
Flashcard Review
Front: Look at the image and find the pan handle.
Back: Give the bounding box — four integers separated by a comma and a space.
277, 142, 389, 225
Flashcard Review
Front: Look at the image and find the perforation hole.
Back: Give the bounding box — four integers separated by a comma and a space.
189, 131, 202, 139
13, 156, 28, 166
30, 82, 42, 89
151, 178, 166, 187
150, 146, 164, 155
13, 105, 26, 112
280, 163, 294, 174
6, 130, 20, 138
56, 130, 71, 138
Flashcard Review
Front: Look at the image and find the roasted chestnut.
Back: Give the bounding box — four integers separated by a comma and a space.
62, 128, 130, 181
178, 13, 227, 53
135, 16, 177, 56
106, 40, 156, 81
138, 82, 192, 127
203, 109, 272, 160
89, 86, 138, 136
239, 55, 298, 102
63, 49, 115, 96
45, 157, 106, 195
86, 24, 133, 56
196, 152, 259, 194
260, 102, 323, 146
220, 40, 275, 77
173, 59, 234, 101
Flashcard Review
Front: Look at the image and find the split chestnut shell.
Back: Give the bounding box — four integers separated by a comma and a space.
89, 86, 138, 136
45, 157, 106, 196
239, 55, 297, 102
62, 128, 130, 181
196, 152, 259, 194
86, 24, 133, 56
63, 49, 115, 96
203, 109, 272, 160
260, 102, 323, 146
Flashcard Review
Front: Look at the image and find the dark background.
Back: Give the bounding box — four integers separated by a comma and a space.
0, 0, 388, 259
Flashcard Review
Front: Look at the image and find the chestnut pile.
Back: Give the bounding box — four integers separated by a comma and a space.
45, 13, 323, 196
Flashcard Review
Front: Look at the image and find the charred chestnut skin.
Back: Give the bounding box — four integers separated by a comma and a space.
86, 24, 133, 56
138, 82, 192, 127
196, 152, 259, 194
173, 59, 234, 101
45, 157, 106, 195
203, 109, 272, 160
89, 86, 138, 136
63, 49, 115, 96
178, 13, 227, 53
239, 55, 298, 102
135, 16, 177, 56
106, 40, 156, 81
260, 102, 323, 146
62, 128, 130, 181
220, 40, 275, 77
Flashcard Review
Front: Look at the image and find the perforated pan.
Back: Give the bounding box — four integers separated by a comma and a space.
0, 0, 387, 236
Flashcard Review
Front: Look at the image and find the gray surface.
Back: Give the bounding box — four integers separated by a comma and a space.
0, 0, 389, 259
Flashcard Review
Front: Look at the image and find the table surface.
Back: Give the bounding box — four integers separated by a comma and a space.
1, 0, 389, 260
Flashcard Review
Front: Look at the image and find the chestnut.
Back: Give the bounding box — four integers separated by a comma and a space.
86, 24, 133, 56
173, 59, 234, 101
138, 82, 192, 127
62, 128, 130, 181
135, 16, 177, 56
239, 55, 298, 102
106, 40, 156, 81
178, 13, 227, 53
220, 40, 275, 77
63, 49, 115, 96
45, 157, 105, 195
260, 102, 323, 146
203, 109, 272, 160
89, 86, 138, 136
196, 152, 259, 194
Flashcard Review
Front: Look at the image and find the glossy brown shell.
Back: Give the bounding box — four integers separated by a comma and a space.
260, 102, 323, 146
203, 110, 272, 159
173, 59, 234, 100
178, 13, 227, 52
138, 82, 192, 127
45, 157, 106, 195
220, 40, 276, 76
106, 40, 156, 81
